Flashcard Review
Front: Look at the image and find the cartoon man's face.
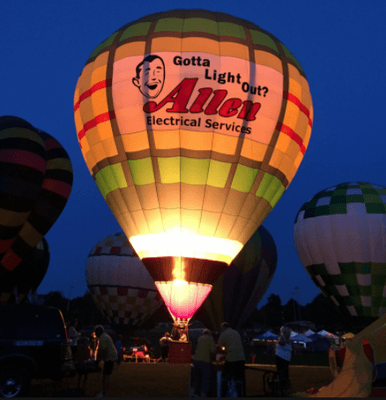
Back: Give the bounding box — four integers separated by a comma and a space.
132, 56, 165, 98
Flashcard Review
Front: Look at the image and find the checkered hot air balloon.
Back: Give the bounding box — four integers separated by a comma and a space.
196, 225, 277, 331
0, 116, 73, 278
75, 10, 312, 332
294, 182, 386, 318
85, 233, 163, 329
0, 237, 50, 304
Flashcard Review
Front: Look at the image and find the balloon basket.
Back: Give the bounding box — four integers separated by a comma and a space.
171, 318, 190, 342
168, 341, 192, 364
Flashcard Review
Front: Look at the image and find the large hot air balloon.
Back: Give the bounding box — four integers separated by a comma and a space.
294, 182, 386, 318
85, 232, 163, 331
75, 10, 313, 333
0, 237, 50, 304
0, 116, 73, 278
196, 225, 277, 331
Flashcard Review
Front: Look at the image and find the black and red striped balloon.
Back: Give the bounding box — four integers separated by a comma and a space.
0, 116, 73, 300
1, 237, 50, 304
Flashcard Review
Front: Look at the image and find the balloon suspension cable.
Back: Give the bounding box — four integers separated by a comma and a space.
170, 317, 190, 342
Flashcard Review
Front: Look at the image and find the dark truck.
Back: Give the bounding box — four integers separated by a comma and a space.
0, 304, 71, 397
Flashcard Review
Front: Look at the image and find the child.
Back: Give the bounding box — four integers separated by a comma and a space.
74, 337, 93, 391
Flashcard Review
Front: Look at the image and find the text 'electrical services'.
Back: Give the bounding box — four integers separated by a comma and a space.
146, 116, 251, 134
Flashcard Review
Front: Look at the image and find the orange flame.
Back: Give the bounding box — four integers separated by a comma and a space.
172, 257, 186, 281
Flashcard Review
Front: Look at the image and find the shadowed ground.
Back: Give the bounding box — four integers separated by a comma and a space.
28, 363, 334, 397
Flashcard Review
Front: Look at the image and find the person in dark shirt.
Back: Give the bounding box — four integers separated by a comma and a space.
159, 332, 171, 362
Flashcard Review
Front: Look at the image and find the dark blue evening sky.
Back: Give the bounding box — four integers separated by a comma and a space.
1, 1, 385, 306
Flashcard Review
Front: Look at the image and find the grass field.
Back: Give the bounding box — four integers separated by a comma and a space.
29, 362, 334, 397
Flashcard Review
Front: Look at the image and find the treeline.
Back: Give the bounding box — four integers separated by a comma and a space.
242, 293, 377, 334
41, 291, 106, 327
40, 290, 376, 334
40, 290, 170, 330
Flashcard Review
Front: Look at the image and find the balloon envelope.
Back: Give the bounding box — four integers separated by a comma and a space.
0, 237, 50, 304
85, 232, 163, 328
196, 225, 277, 331
294, 182, 386, 317
0, 116, 73, 273
75, 10, 312, 321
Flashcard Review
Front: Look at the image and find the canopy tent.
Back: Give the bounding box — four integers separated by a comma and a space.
253, 330, 279, 340
304, 329, 316, 336
317, 329, 331, 336
308, 333, 323, 340
292, 334, 312, 343
307, 334, 331, 353
290, 331, 300, 338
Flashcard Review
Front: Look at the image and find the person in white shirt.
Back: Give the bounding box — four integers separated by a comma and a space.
95, 325, 118, 398
66, 319, 81, 345
178, 327, 187, 342
275, 326, 292, 395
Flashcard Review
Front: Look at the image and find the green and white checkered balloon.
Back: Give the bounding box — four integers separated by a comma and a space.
294, 182, 386, 317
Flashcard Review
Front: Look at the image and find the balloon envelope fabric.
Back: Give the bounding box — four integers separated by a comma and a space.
0, 237, 50, 304
74, 10, 313, 270
85, 232, 163, 328
195, 224, 277, 331
294, 182, 386, 318
0, 116, 73, 274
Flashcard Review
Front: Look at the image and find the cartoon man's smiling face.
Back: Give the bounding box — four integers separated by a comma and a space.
132, 55, 165, 98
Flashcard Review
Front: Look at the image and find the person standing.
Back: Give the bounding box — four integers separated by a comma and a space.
90, 331, 98, 360
191, 329, 215, 397
95, 325, 118, 398
217, 322, 246, 397
74, 337, 93, 392
179, 327, 187, 342
275, 326, 292, 396
115, 335, 124, 366
67, 319, 81, 345
159, 332, 171, 362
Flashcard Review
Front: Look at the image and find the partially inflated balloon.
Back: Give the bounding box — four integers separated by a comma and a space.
294, 182, 386, 317
0, 237, 50, 304
85, 232, 163, 329
75, 10, 312, 327
0, 116, 73, 274
196, 225, 277, 331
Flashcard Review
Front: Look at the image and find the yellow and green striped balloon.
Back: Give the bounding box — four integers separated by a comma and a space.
75, 10, 312, 286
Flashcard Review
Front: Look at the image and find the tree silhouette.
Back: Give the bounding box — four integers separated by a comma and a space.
43, 290, 68, 317
260, 294, 284, 329
67, 292, 107, 327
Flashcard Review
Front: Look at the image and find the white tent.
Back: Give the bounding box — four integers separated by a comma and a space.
317, 329, 331, 336
292, 334, 312, 343
253, 330, 279, 340
304, 329, 315, 336
264, 330, 279, 338
290, 331, 300, 338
